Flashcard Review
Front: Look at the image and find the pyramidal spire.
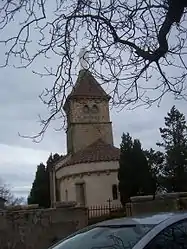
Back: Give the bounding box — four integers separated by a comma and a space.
69, 69, 110, 99
64, 50, 111, 111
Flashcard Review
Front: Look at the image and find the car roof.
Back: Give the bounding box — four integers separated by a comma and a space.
95, 211, 187, 226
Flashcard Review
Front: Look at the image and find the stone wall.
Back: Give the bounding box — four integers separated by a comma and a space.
126, 192, 187, 217
0, 205, 88, 249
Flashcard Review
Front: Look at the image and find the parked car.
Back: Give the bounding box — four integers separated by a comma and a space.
49, 212, 187, 249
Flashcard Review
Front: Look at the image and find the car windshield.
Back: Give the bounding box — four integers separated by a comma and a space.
50, 224, 155, 249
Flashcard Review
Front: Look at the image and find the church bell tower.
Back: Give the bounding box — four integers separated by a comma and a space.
63, 69, 114, 154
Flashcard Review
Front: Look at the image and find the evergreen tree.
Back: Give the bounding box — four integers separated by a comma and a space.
157, 105, 187, 192
132, 139, 155, 196
144, 149, 165, 194
118, 133, 154, 206
46, 153, 61, 171
28, 153, 61, 208
28, 163, 50, 208
118, 133, 134, 206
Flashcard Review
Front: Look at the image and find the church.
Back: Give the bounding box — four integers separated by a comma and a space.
50, 69, 121, 208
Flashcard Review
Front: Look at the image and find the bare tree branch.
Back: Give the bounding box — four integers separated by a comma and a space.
0, 0, 187, 141
0, 180, 25, 206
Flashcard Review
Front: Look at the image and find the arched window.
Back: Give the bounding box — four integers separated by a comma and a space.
83, 105, 89, 113
92, 104, 99, 113
112, 184, 118, 200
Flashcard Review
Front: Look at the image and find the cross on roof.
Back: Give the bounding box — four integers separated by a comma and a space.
78, 47, 89, 70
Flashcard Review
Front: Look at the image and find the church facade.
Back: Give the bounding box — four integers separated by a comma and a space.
50, 69, 121, 207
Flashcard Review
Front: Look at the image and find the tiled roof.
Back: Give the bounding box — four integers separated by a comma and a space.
62, 139, 120, 167
68, 69, 110, 99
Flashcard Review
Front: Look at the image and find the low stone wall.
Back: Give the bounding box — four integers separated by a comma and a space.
126, 192, 187, 217
0, 205, 88, 249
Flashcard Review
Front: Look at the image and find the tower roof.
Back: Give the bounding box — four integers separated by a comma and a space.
60, 139, 120, 167
68, 69, 110, 99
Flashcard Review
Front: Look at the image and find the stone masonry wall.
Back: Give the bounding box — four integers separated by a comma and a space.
0, 206, 88, 249
126, 192, 187, 217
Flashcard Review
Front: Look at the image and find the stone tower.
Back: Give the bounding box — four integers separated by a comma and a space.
63, 69, 114, 154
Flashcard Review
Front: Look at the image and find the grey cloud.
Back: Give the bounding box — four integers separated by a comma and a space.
12, 190, 29, 199
0, 66, 67, 152
0, 18, 187, 198
112, 97, 187, 150
1, 171, 34, 187
1, 66, 187, 198
0, 160, 45, 198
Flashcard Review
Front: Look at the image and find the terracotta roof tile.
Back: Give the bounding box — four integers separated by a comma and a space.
62, 139, 120, 167
69, 70, 110, 99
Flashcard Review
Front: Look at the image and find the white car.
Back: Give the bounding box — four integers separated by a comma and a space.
50, 212, 187, 249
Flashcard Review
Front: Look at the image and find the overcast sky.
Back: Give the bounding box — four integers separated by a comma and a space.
1, 62, 187, 199
0, 2, 187, 200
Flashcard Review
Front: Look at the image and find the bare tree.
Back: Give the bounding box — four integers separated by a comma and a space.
0, 180, 25, 206
0, 0, 187, 140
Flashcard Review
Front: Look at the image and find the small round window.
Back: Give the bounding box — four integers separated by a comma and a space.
92, 104, 99, 113
83, 105, 89, 113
